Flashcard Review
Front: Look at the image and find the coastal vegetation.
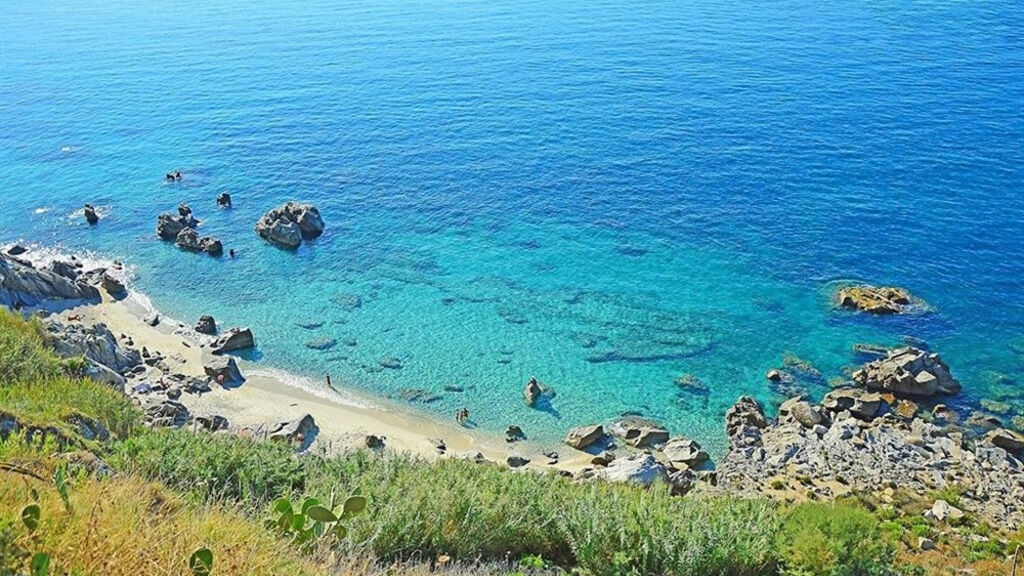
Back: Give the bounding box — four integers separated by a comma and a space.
1, 308, 1021, 575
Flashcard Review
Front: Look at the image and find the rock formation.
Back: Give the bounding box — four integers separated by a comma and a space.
853, 347, 960, 397
255, 202, 324, 249
194, 315, 216, 335
564, 424, 605, 450
83, 204, 99, 225
836, 284, 919, 314
211, 327, 254, 355
175, 228, 223, 257
1, 253, 100, 307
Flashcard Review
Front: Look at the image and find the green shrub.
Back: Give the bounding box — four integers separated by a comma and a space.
777, 502, 895, 576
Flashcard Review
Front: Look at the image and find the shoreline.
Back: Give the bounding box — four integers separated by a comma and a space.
13, 242, 591, 471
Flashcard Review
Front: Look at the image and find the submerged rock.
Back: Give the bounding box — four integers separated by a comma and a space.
255, 202, 324, 248
305, 337, 337, 350
836, 284, 920, 314
853, 347, 960, 397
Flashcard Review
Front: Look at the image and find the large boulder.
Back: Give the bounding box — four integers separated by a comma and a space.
46, 321, 141, 373
609, 416, 669, 448
84, 360, 126, 392
524, 377, 542, 406
269, 414, 317, 444
662, 436, 710, 468
853, 347, 960, 397
255, 202, 324, 248
195, 315, 217, 335
101, 272, 126, 296
822, 388, 883, 420
83, 204, 99, 225
985, 428, 1024, 453
600, 453, 668, 486
836, 285, 918, 314
203, 355, 243, 385
211, 327, 254, 355
0, 254, 101, 307
564, 424, 605, 451
779, 397, 824, 428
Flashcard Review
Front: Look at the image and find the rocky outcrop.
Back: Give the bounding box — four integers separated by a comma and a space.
46, 321, 141, 373
83, 204, 99, 225
986, 428, 1024, 453
836, 285, 919, 314
175, 228, 223, 257
779, 397, 824, 428
853, 347, 960, 397
255, 202, 324, 249
211, 327, 254, 355
724, 395, 768, 446
101, 272, 126, 296
564, 424, 605, 451
194, 315, 216, 335
156, 212, 199, 240
609, 416, 669, 448
524, 377, 542, 406
144, 399, 189, 428
1, 253, 101, 307
217, 193, 232, 208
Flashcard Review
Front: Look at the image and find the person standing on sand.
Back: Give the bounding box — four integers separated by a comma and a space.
326, 373, 332, 387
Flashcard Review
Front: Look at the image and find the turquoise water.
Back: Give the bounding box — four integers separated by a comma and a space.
2, 0, 1023, 452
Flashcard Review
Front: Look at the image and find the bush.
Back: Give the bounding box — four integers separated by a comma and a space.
777, 502, 895, 576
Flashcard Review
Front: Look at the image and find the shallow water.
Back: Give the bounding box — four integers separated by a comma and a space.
2, 0, 1023, 452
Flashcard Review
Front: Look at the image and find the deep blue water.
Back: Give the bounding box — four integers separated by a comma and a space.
2, 0, 1023, 452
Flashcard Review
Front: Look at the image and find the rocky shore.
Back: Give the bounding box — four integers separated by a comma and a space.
2, 246, 1022, 531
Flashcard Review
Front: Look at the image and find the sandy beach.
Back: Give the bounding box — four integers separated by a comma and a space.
61, 286, 591, 472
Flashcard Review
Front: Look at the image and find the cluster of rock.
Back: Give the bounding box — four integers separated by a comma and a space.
254, 202, 324, 249
716, 393, 1024, 529
156, 204, 222, 257
852, 347, 961, 397
836, 284, 921, 314
0, 251, 130, 308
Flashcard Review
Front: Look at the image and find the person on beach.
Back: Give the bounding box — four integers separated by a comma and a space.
326, 373, 332, 387
229, 249, 235, 259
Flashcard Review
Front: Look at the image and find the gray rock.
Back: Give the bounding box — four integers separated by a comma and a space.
610, 415, 669, 448
47, 321, 141, 372
1, 253, 101, 307
46, 260, 78, 280
725, 395, 768, 442
211, 327, 255, 354
564, 424, 605, 451
255, 202, 324, 248
6, 244, 28, 256
853, 347, 960, 397
365, 434, 385, 449
779, 397, 824, 428
83, 204, 99, 225
600, 453, 668, 486
175, 228, 223, 257
305, 336, 337, 350
986, 428, 1024, 453
194, 315, 216, 335
101, 272, 126, 295
203, 355, 243, 384
924, 499, 964, 523
156, 212, 197, 240
143, 313, 160, 327
507, 455, 530, 468
269, 414, 317, 444
662, 436, 710, 467
84, 360, 126, 392
524, 377, 542, 406
823, 388, 883, 420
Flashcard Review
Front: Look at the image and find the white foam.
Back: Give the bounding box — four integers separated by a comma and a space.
246, 366, 373, 410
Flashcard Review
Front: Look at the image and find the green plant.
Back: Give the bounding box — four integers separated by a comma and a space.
519, 554, 546, 569
29, 552, 50, 576
189, 547, 214, 576
777, 502, 894, 576
269, 492, 367, 550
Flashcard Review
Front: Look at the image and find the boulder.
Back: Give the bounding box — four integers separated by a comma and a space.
600, 453, 668, 486
779, 398, 824, 428
192, 415, 229, 433
822, 388, 883, 420
269, 414, 317, 444
194, 315, 217, 335
524, 377, 542, 406
985, 428, 1024, 453
217, 192, 232, 207
0, 253, 101, 307
255, 202, 323, 248
46, 260, 78, 280
924, 499, 965, 523
143, 312, 160, 327
853, 347, 960, 397
84, 360, 126, 392
365, 434, 385, 449
83, 204, 99, 225
144, 399, 189, 427
765, 369, 784, 382
564, 424, 605, 451
836, 285, 917, 314
211, 327, 254, 354
101, 272, 126, 296
505, 425, 526, 442
6, 244, 28, 256
507, 455, 530, 468
662, 436, 710, 467
609, 416, 669, 448
203, 355, 243, 384
178, 202, 192, 217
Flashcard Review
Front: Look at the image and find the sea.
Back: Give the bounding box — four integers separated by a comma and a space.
2, 0, 1022, 453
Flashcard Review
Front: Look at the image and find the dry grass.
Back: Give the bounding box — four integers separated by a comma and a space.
0, 466, 323, 576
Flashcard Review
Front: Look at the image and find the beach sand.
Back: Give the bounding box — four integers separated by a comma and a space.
63, 290, 591, 472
